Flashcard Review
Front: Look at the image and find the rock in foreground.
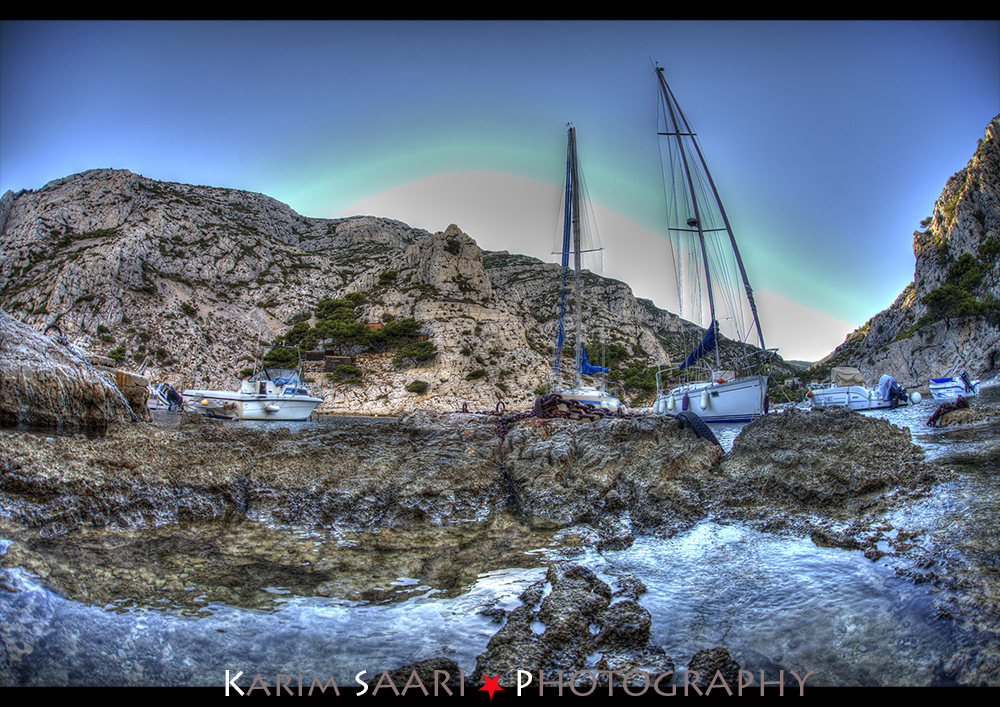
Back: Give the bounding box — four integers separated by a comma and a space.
719, 406, 938, 515
0, 411, 721, 537
0, 309, 150, 430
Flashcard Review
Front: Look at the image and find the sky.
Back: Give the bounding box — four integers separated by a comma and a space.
2, 20, 998, 362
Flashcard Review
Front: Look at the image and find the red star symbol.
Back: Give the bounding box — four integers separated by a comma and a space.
479, 674, 504, 700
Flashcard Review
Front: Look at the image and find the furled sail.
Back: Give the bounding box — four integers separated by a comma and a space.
580, 345, 609, 376
677, 321, 717, 371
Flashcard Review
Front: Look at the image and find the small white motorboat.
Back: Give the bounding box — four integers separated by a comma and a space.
929, 371, 980, 400
807, 367, 921, 411
183, 366, 323, 421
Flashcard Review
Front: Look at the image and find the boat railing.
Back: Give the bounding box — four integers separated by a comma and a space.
655, 346, 775, 395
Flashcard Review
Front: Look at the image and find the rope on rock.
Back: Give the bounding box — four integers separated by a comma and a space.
927, 395, 969, 427
44, 324, 143, 423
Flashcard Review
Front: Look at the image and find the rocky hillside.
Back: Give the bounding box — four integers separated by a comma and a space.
812, 116, 1000, 388
0, 169, 788, 415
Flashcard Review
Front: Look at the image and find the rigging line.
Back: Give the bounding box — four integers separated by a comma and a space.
661, 74, 766, 353
658, 111, 687, 322
658, 68, 721, 371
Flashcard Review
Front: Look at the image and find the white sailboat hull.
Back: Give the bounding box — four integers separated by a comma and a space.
653, 375, 768, 422
557, 386, 622, 413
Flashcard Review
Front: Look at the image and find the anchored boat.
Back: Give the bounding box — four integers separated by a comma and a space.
649, 64, 773, 422
807, 367, 920, 411
928, 371, 980, 400
183, 349, 323, 421
548, 125, 622, 413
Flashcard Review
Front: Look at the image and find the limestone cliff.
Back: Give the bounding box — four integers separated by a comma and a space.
0, 169, 773, 414
814, 116, 1000, 387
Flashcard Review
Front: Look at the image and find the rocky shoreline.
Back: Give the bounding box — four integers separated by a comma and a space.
3, 332, 1000, 685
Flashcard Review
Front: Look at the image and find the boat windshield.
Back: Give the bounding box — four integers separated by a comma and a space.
248, 368, 301, 385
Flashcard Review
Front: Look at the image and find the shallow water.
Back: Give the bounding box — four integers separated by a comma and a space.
2, 389, 998, 687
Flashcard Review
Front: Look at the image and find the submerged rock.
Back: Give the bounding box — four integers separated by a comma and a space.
473, 562, 674, 688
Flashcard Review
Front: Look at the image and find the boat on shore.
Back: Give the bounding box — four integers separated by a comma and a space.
547, 125, 622, 413
147, 382, 184, 412
928, 371, 980, 400
807, 367, 920, 411
649, 64, 772, 422
183, 364, 323, 421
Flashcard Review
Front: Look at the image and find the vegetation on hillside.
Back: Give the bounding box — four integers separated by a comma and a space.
920, 236, 1000, 331
263, 292, 437, 368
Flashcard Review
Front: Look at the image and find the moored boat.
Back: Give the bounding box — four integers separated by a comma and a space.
547, 125, 622, 413
807, 367, 921, 411
183, 366, 323, 421
649, 64, 772, 422
928, 371, 980, 400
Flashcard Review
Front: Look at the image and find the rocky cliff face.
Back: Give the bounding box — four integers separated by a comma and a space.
0, 309, 151, 430
0, 168, 763, 414
816, 116, 1000, 387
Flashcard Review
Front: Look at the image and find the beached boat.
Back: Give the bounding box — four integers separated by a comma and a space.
548, 125, 622, 413
147, 382, 184, 412
183, 366, 323, 421
929, 371, 980, 400
807, 367, 920, 411
649, 64, 773, 422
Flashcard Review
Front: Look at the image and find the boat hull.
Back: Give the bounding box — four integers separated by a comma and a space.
653, 375, 768, 423
182, 390, 322, 421
808, 385, 903, 411
557, 386, 622, 413
928, 377, 980, 400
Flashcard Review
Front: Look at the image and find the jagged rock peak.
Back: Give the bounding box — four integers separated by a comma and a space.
816, 115, 1000, 387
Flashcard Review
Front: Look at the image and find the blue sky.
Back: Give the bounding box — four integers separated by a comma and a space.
2, 20, 997, 361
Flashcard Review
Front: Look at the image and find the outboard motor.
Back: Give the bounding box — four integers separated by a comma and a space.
163, 383, 183, 411
889, 380, 907, 408
960, 370, 973, 393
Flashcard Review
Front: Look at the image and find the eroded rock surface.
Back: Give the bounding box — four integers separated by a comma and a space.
0, 412, 722, 537
718, 406, 938, 515
474, 563, 674, 688
0, 309, 150, 430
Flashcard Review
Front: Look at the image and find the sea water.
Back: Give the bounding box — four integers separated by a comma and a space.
1, 390, 997, 687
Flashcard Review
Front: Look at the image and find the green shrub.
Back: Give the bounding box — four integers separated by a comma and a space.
180, 302, 197, 316
405, 380, 429, 394
108, 347, 127, 363
393, 340, 438, 368
466, 368, 488, 380
334, 364, 363, 379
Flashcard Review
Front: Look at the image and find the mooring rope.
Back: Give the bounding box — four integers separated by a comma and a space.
44, 324, 142, 423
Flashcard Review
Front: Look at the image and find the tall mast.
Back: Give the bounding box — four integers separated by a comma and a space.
569, 127, 584, 389
655, 65, 766, 353
552, 127, 574, 388
655, 66, 721, 369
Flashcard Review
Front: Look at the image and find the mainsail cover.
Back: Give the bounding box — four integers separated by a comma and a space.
580, 345, 609, 376
678, 322, 717, 371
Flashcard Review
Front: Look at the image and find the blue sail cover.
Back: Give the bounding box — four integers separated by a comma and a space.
580, 345, 609, 375
678, 322, 716, 371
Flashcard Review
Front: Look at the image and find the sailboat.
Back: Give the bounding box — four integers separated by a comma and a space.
650, 65, 773, 422
549, 125, 622, 413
